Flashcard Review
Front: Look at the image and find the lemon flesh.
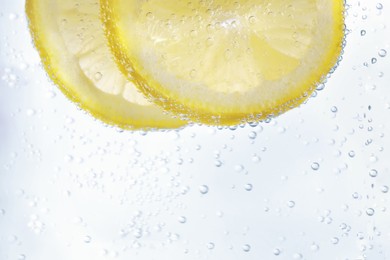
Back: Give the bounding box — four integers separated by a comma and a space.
101, 0, 344, 125
26, 0, 186, 130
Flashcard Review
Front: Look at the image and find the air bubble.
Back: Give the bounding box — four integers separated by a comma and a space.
273, 248, 281, 256
207, 242, 215, 250
199, 185, 209, 194
331, 237, 339, 244
287, 201, 296, 208
310, 243, 319, 251
311, 162, 320, 171
244, 184, 253, 191
366, 208, 375, 216
248, 131, 257, 139
356, 232, 364, 240
378, 49, 387, 57
189, 69, 197, 78
248, 16, 256, 24
84, 236, 92, 243
234, 164, 244, 172
369, 169, 378, 177
178, 216, 187, 223
316, 83, 325, 91
251, 154, 261, 163
146, 12, 154, 19
381, 185, 389, 193
242, 244, 251, 252
360, 30, 366, 36
94, 72, 102, 81
215, 160, 222, 167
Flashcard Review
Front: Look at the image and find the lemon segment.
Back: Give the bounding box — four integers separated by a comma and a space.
26, 0, 186, 130
101, 0, 345, 125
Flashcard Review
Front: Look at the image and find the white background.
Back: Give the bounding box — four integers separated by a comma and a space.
1, 0, 390, 259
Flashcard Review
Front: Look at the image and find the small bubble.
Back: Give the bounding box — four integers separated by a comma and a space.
146, 12, 154, 19
325, 217, 333, 224
360, 30, 366, 36
248, 131, 257, 139
316, 83, 325, 91
91, 72, 102, 82
189, 69, 197, 78
348, 151, 355, 158
178, 216, 187, 224
369, 169, 378, 177
339, 223, 347, 230
310, 243, 320, 251
366, 208, 375, 216
248, 16, 256, 24
199, 185, 209, 194
287, 201, 296, 208
234, 164, 244, 172
331, 237, 339, 244
376, 3, 383, 9
381, 185, 389, 193
84, 235, 92, 243
207, 242, 215, 250
133, 229, 142, 239
311, 162, 320, 171
215, 160, 222, 167
357, 232, 364, 241
251, 154, 261, 163
228, 125, 238, 131
273, 248, 282, 256
331, 106, 338, 113
242, 244, 251, 252
244, 184, 253, 191
378, 49, 387, 57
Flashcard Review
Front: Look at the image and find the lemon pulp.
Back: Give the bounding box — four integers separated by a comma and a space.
101, 0, 345, 125
26, 0, 186, 130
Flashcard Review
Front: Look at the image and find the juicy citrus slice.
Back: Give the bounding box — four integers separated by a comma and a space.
101, 0, 345, 125
26, 0, 186, 130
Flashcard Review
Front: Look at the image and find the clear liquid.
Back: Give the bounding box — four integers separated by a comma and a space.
0, 0, 389, 259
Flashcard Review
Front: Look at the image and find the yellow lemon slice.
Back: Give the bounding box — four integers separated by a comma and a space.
101, 0, 345, 125
26, 0, 186, 130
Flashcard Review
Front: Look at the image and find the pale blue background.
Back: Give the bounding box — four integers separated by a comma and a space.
1, 0, 389, 259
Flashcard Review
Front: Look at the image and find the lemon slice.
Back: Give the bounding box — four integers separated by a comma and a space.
101, 0, 345, 125
26, 0, 186, 130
